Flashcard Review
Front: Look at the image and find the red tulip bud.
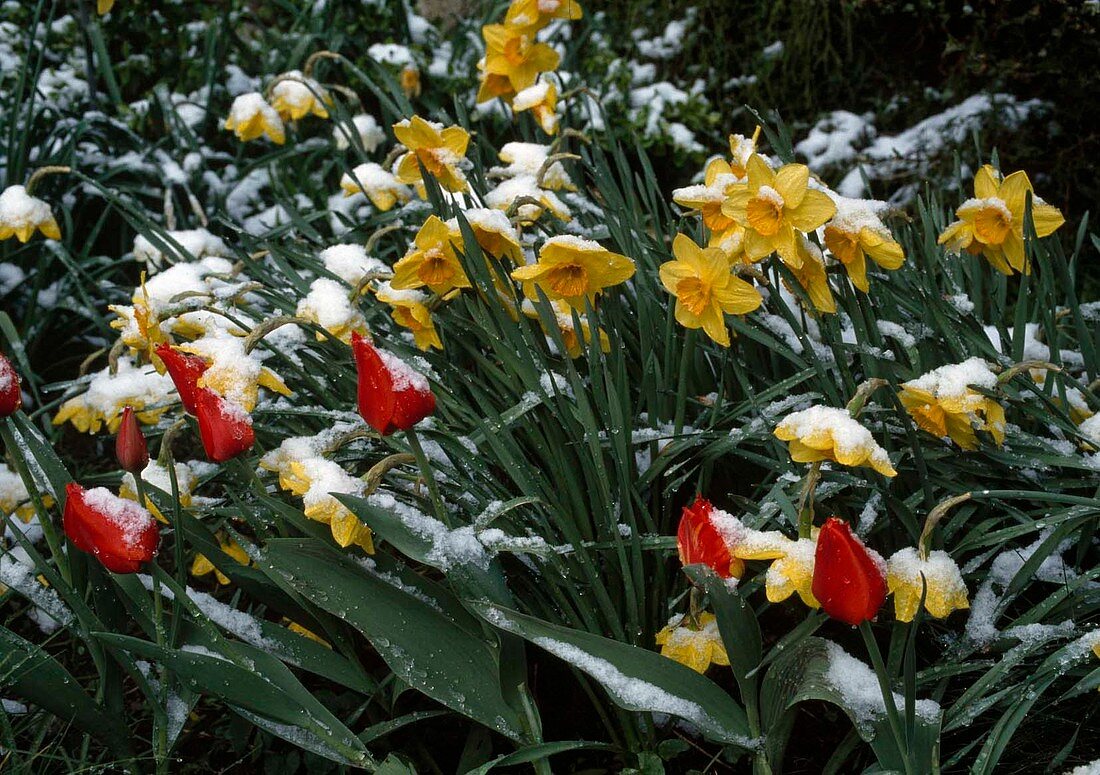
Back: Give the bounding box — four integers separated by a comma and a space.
0, 352, 22, 418
156, 343, 208, 414
115, 406, 149, 474
194, 388, 254, 462
676, 495, 744, 579
352, 332, 435, 435
63, 482, 159, 573
812, 517, 887, 626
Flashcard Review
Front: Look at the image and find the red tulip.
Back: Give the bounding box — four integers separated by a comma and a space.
156, 343, 208, 414
194, 388, 254, 462
115, 406, 149, 474
0, 352, 21, 417
63, 482, 159, 573
352, 332, 435, 435
676, 495, 744, 579
812, 517, 887, 626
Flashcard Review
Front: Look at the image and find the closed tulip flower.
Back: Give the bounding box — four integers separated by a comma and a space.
63, 483, 159, 573
676, 495, 744, 579
812, 517, 887, 626
194, 388, 255, 463
115, 406, 149, 474
156, 343, 208, 414
351, 332, 435, 436
0, 352, 21, 417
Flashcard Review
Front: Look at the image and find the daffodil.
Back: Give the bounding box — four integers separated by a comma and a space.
376, 283, 444, 351
505, 0, 583, 30
0, 463, 53, 523
785, 235, 836, 314
224, 93, 286, 144
393, 116, 470, 194
938, 164, 1065, 275
178, 334, 292, 413
120, 460, 194, 524
400, 66, 422, 99
481, 24, 560, 96
452, 209, 523, 264
340, 162, 413, 212
296, 278, 367, 344
658, 233, 762, 346
97, 0, 115, 13
523, 300, 610, 358
269, 71, 331, 121
512, 235, 634, 309
721, 155, 836, 267
53, 358, 174, 434
0, 185, 61, 242
886, 547, 969, 622
191, 534, 251, 586
734, 530, 819, 608
281, 460, 374, 551
823, 199, 905, 292
672, 159, 744, 260
476, 69, 518, 105
391, 215, 470, 296
655, 613, 729, 673
898, 358, 1005, 450
109, 281, 169, 362
513, 81, 559, 135
774, 405, 897, 477
495, 142, 576, 191
484, 175, 571, 223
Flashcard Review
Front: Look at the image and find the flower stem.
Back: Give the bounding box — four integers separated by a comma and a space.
796, 461, 822, 539
918, 492, 971, 561
859, 621, 913, 775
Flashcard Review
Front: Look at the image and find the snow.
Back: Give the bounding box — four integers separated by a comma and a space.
0, 186, 53, 232
796, 111, 875, 169
320, 243, 390, 285
375, 348, 430, 393
368, 43, 414, 67
333, 114, 386, 152
226, 92, 280, 127
1079, 414, 1100, 446
366, 492, 489, 572
775, 406, 892, 467
132, 228, 228, 268
904, 357, 998, 402
755, 185, 785, 208
824, 641, 940, 725
513, 82, 551, 111
0, 546, 73, 629
297, 278, 364, 335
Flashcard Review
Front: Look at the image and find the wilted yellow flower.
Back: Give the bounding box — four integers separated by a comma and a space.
659, 233, 762, 347
655, 613, 729, 673
224, 93, 286, 144
898, 358, 1005, 450
269, 71, 331, 121
823, 201, 905, 293
786, 235, 836, 314
280, 461, 374, 551
0, 185, 61, 243
505, 0, 583, 30
774, 405, 897, 477
400, 66, 422, 99
512, 235, 634, 309
721, 155, 836, 267
484, 176, 571, 223
53, 359, 173, 434
376, 283, 444, 351
523, 299, 610, 358
513, 81, 559, 135
391, 215, 470, 296
109, 280, 168, 362
481, 24, 560, 95
886, 547, 969, 622
120, 460, 194, 524
191, 534, 251, 586
340, 162, 413, 212
393, 116, 470, 194
938, 164, 1065, 275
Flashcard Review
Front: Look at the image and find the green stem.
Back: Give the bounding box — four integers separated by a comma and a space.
796, 461, 822, 539
673, 329, 695, 435
405, 428, 449, 528
859, 621, 912, 775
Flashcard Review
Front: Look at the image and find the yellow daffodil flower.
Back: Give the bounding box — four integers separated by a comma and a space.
505, 0, 583, 31
120, 461, 194, 524
512, 235, 634, 309
281, 461, 374, 551
98, 0, 115, 13
823, 202, 905, 292
0, 186, 61, 243
0, 463, 53, 523
453, 209, 523, 264
774, 405, 897, 477
481, 24, 560, 95
191, 534, 251, 586
938, 164, 1065, 275
786, 235, 836, 314
673, 159, 746, 261
391, 215, 470, 296
224, 93, 286, 144
734, 530, 819, 608
513, 81, 559, 135
721, 155, 836, 267
340, 162, 413, 212
477, 69, 518, 105
400, 66, 422, 99
658, 233, 762, 347
523, 300, 610, 358
898, 358, 1005, 450
655, 613, 729, 673
109, 280, 168, 362
393, 116, 470, 194
296, 278, 367, 344
53, 359, 173, 434
886, 547, 969, 622
376, 283, 444, 351
269, 71, 331, 121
